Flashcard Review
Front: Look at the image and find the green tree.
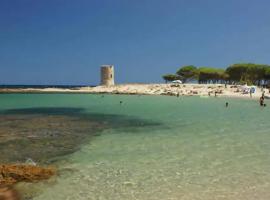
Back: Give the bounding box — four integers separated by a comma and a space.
162, 63, 270, 86
162, 74, 179, 83
246, 64, 265, 85
198, 67, 227, 84
263, 66, 270, 85
176, 65, 198, 83
226, 63, 268, 85
226, 64, 247, 83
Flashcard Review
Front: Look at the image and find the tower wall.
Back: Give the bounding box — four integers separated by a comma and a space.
100, 65, 114, 86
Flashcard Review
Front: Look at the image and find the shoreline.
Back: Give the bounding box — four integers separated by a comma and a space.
0, 83, 268, 100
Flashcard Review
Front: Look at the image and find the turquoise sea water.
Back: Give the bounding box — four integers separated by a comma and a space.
1, 94, 270, 199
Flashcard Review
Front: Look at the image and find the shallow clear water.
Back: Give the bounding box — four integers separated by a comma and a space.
1, 94, 270, 199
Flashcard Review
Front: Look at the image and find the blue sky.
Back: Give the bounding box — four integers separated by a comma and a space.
1, 0, 270, 85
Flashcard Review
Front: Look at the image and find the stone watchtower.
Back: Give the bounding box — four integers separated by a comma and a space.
100, 65, 115, 86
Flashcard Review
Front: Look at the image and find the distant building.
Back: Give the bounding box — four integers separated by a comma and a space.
100, 65, 114, 86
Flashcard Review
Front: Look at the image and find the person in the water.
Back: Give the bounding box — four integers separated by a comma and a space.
260, 96, 264, 106
120, 101, 123, 105
262, 91, 267, 106
225, 102, 228, 107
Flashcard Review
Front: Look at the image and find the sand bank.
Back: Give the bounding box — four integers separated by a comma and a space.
0, 84, 268, 99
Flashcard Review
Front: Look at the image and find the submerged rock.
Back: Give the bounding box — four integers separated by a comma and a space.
0, 164, 56, 186
0, 114, 105, 164
0, 186, 21, 200
0, 110, 163, 164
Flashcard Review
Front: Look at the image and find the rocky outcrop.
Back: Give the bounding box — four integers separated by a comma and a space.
0, 164, 56, 186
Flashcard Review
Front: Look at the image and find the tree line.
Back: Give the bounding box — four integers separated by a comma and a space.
162, 63, 270, 86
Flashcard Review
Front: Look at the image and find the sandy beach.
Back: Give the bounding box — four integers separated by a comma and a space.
0, 83, 268, 99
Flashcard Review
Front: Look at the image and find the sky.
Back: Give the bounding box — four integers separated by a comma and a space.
1, 0, 270, 85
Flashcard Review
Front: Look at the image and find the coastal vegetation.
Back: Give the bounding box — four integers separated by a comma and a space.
163, 63, 270, 86
176, 65, 198, 83
162, 74, 179, 83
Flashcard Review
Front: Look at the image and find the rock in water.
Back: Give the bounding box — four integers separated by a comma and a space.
0, 186, 21, 200
0, 164, 56, 186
